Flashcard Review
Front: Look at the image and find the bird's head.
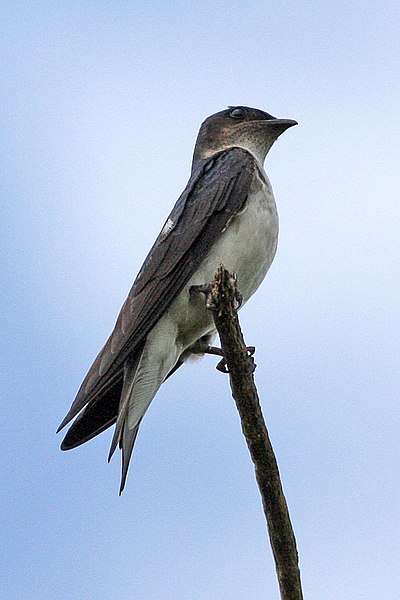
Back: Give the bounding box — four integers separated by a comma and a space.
192, 106, 297, 169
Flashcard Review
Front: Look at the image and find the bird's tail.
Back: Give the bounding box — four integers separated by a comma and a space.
59, 341, 177, 493
109, 347, 168, 494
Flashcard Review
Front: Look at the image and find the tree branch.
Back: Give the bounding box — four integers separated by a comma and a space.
208, 265, 303, 600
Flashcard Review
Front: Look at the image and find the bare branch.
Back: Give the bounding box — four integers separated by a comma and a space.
208, 265, 303, 600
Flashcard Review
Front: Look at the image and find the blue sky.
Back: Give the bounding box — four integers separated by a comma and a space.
1, 2, 399, 599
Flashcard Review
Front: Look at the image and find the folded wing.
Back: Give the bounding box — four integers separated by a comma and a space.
58, 148, 257, 452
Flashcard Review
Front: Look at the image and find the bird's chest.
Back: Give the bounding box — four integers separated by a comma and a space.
200, 172, 279, 302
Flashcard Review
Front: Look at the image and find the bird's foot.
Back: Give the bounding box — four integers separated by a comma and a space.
204, 345, 256, 373
230, 273, 243, 310
190, 272, 242, 311
203, 345, 228, 372
189, 283, 217, 310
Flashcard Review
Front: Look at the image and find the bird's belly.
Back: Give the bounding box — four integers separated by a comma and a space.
165, 178, 278, 353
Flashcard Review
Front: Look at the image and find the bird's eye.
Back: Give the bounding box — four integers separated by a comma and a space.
229, 107, 247, 119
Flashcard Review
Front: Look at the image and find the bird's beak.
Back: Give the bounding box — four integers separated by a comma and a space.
264, 118, 298, 132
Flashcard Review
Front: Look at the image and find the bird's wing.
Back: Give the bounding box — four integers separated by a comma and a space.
58, 147, 257, 431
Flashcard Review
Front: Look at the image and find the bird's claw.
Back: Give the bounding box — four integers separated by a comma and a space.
189, 283, 217, 310
230, 272, 243, 309
216, 358, 229, 373
202, 345, 230, 373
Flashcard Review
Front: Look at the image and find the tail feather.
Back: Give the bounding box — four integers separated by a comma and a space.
112, 346, 165, 492
60, 376, 123, 450
108, 354, 141, 462
119, 419, 142, 495
59, 341, 182, 493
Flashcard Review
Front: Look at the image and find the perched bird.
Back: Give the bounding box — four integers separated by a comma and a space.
57, 106, 297, 493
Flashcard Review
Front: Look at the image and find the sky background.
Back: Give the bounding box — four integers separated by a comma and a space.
1, 2, 399, 599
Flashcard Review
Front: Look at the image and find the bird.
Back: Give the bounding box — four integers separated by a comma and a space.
57, 106, 297, 493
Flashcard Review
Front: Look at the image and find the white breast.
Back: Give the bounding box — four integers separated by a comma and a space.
148, 166, 279, 364
192, 168, 278, 303
163, 168, 277, 348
